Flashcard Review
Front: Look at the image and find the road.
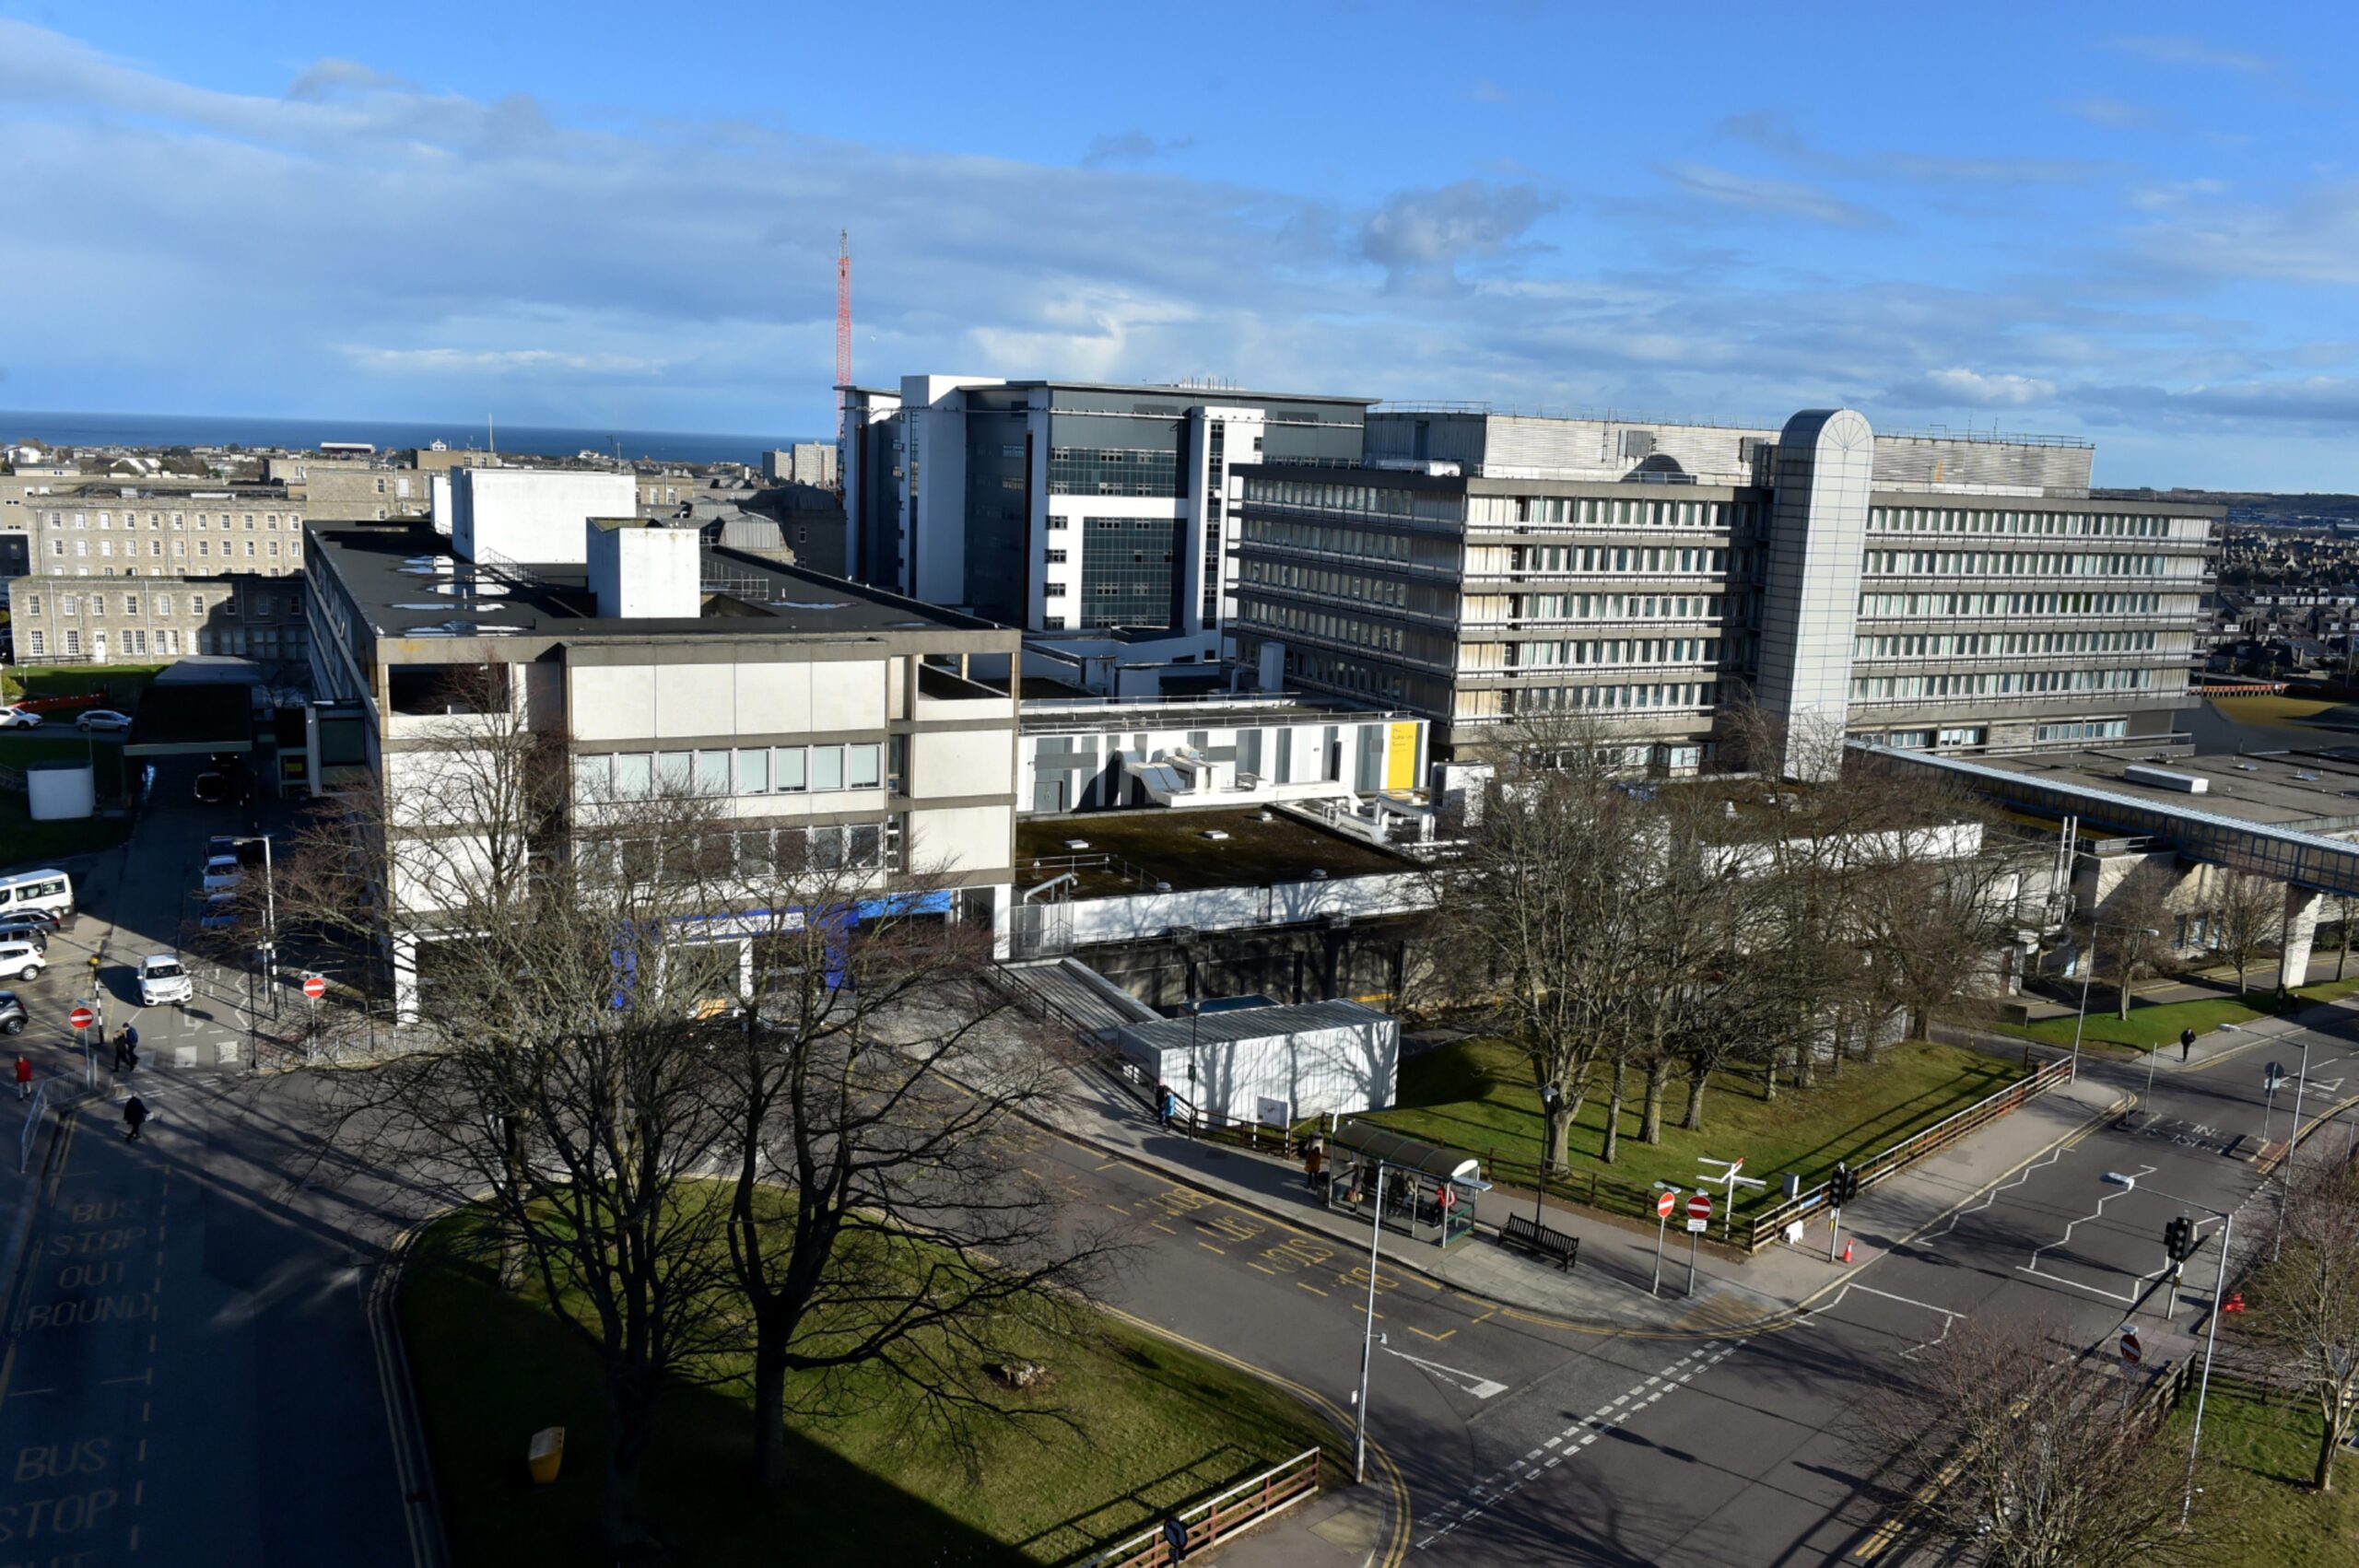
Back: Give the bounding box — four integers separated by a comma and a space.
1047, 1005, 2359, 1565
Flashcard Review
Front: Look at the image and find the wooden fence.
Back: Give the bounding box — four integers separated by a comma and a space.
1082, 1448, 1322, 1568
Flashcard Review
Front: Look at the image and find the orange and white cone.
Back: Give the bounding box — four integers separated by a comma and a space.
1842, 1239, 1855, 1265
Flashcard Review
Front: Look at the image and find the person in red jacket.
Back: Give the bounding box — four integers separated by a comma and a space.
12, 1056, 29, 1101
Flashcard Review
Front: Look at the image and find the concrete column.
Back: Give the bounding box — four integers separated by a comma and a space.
392, 930, 420, 1026
2280, 884, 2325, 993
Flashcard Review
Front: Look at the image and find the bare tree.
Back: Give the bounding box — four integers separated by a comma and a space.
1851, 1316, 2203, 1568
703, 840, 1117, 1492
2205, 868, 2280, 995
2244, 1153, 2359, 1492
2088, 862, 2177, 1021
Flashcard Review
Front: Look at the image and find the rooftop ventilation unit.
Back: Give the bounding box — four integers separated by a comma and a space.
2123, 764, 2208, 793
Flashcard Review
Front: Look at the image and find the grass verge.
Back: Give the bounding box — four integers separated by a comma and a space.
1363, 1036, 2019, 1221
0, 661, 166, 710
2167, 1383, 2359, 1565
1998, 977, 2359, 1052
400, 1211, 1339, 1567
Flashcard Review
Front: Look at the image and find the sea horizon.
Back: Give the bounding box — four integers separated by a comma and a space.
0, 408, 819, 467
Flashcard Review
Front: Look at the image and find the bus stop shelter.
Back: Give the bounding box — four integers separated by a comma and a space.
1323, 1120, 1485, 1249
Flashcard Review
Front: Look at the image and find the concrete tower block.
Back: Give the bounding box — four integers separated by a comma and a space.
1755, 408, 1875, 781
2280, 884, 2324, 993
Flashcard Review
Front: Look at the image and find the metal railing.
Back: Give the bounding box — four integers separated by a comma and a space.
1743, 1056, 2075, 1249
1083, 1447, 1322, 1568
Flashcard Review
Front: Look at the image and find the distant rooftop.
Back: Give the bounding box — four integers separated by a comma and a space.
1016, 805, 1413, 895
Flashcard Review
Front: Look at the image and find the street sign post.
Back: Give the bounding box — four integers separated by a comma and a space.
1685, 1192, 1712, 1296
2119, 1323, 2142, 1366
302, 975, 326, 1000
1651, 1185, 1679, 1297
67, 1005, 94, 1032
2264, 1062, 2287, 1146
1698, 1155, 1766, 1245
302, 974, 327, 1062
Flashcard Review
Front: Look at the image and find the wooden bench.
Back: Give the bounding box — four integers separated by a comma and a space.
1498, 1213, 1580, 1271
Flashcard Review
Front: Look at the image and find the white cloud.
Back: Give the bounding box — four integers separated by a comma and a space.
2108, 35, 2275, 74
1356, 181, 1558, 280
1884, 368, 2059, 408
1654, 163, 1885, 228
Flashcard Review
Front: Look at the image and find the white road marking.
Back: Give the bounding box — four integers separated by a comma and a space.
2018, 1162, 2156, 1301
1380, 1345, 1508, 1400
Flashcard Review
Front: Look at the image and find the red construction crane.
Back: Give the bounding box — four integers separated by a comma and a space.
834, 229, 852, 443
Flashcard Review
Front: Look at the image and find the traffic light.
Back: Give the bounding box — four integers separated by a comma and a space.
1830, 1164, 1860, 1207
2164, 1215, 2196, 1261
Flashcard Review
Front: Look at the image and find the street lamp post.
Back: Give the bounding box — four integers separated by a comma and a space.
1353, 1158, 1386, 1485
233, 833, 277, 1022
2102, 1171, 2231, 1528
1533, 1083, 1563, 1231
2070, 922, 2162, 1081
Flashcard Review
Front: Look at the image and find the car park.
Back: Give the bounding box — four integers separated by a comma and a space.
0, 941, 44, 984
74, 709, 132, 733
0, 994, 23, 1036
201, 855, 242, 892
0, 920, 49, 953
0, 706, 41, 730
137, 954, 194, 1007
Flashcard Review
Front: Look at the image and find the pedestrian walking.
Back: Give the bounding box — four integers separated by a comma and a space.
122, 1094, 148, 1142
1303, 1139, 1325, 1194
1156, 1082, 1176, 1131
2181, 1025, 2196, 1064
12, 1055, 29, 1101
111, 1024, 139, 1073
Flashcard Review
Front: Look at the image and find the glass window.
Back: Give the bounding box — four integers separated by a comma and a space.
849, 824, 882, 867
657, 752, 693, 793
694, 749, 731, 795
773, 747, 807, 791
846, 743, 881, 789
733, 747, 770, 795
810, 746, 845, 791
808, 825, 846, 868
572, 755, 609, 798
613, 754, 652, 796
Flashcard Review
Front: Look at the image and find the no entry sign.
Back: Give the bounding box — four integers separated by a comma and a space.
1657, 1190, 1678, 1219
1685, 1192, 1712, 1233
68, 1005, 94, 1031
302, 975, 327, 1000
2119, 1324, 2142, 1365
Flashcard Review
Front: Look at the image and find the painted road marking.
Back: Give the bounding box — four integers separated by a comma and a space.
1380, 1346, 1508, 1400
2018, 1162, 2156, 1303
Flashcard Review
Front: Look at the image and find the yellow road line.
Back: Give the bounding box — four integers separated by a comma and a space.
1247, 1261, 1278, 1276
1407, 1325, 1455, 1343
1297, 1280, 1328, 1297
1199, 1241, 1226, 1255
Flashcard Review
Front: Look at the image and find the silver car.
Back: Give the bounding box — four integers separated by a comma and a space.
137, 954, 194, 1007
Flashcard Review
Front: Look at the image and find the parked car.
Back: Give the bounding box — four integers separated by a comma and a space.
74, 709, 132, 734
0, 920, 49, 953
193, 773, 229, 805
0, 941, 44, 984
136, 954, 194, 1007
0, 706, 41, 730
0, 871, 72, 924
200, 855, 242, 893
0, 993, 24, 1036
197, 895, 239, 931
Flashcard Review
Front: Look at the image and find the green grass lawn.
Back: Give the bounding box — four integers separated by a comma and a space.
1364, 1036, 2021, 1221
2170, 1384, 2359, 1565
0, 661, 166, 711
400, 1212, 1339, 1567
2001, 977, 2359, 1052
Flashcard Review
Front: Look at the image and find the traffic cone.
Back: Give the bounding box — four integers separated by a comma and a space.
1842, 1239, 1854, 1264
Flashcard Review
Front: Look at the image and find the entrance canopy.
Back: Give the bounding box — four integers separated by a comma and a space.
1331, 1120, 1481, 1185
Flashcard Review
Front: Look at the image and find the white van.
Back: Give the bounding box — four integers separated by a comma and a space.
0, 870, 73, 922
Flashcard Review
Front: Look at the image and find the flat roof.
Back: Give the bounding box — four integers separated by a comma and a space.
1933, 746, 2359, 837
314, 525, 1011, 644
1016, 806, 1414, 894
1020, 695, 1417, 734
1120, 999, 1391, 1052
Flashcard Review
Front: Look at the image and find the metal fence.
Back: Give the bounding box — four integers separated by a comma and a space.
1743, 1056, 2075, 1249
1082, 1448, 1322, 1568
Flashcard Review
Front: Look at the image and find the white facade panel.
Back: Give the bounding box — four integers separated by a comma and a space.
913, 729, 1015, 800
811, 661, 886, 731
568, 665, 658, 741
906, 803, 1014, 876
651, 662, 735, 738
734, 662, 812, 733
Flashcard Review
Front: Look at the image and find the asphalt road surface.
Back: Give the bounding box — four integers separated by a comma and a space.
1052, 1008, 2359, 1566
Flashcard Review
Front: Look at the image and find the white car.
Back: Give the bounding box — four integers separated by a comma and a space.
136, 954, 194, 1007
0, 941, 43, 984
200, 855, 243, 893
0, 706, 41, 730
76, 709, 132, 734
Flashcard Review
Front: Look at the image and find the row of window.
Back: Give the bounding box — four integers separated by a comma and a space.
1249, 602, 1407, 653
1508, 592, 1728, 623
1239, 518, 1415, 563
1850, 668, 2159, 700
1878, 727, 1989, 749
578, 820, 899, 883
50, 536, 296, 560
1505, 681, 1719, 713
1508, 637, 1721, 668
1505, 544, 1729, 577
40, 509, 300, 531
1869, 507, 2195, 540
24, 627, 202, 657
1238, 561, 1409, 607
1861, 550, 2187, 579
21, 591, 254, 619
572, 743, 889, 801
1280, 646, 1411, 703
1241, 478, 1467, 523
2035, 719, 2131, 743
1859, 591, 2172, 617
1854, 629, 2162, 659
1496, 497, 1753, 531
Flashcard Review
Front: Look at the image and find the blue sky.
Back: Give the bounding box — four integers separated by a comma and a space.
2, 2, 2353, 489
